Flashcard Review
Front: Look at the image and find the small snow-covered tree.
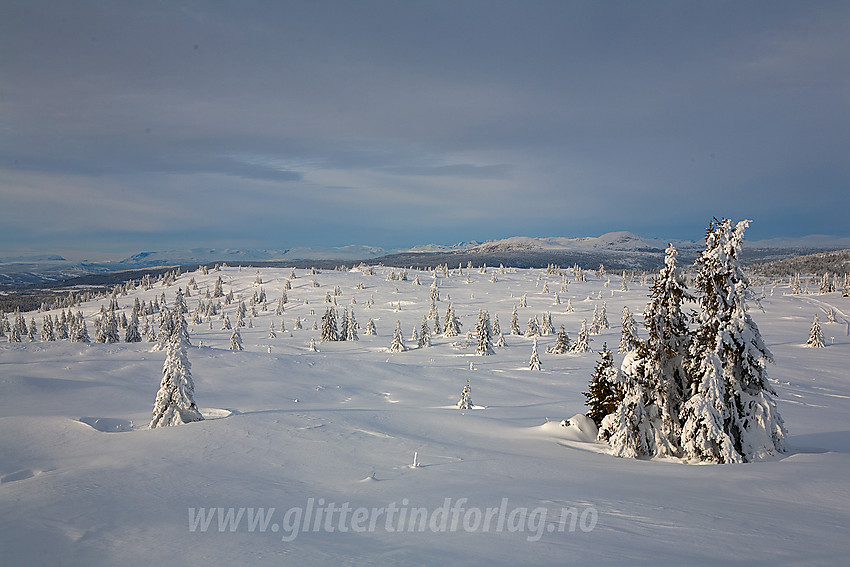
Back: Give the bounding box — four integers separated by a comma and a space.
805, 314, 825, 348
268, 322, 277, 339
72, 316, 90, 343
529, 337, 542, 370
365, 318, 376, 336
618, 306, 638, 353
547, 325, 572, 354
590, 305, 600, 335
525, 317, 540, 337
321, 307, 339, 342
443, 303, 461, 337
213, 276, 224, 298
125, 311, 142, 343
475, 310, 494, 355
40, 316, 56, 342
344, 309, 359, 341
101, 311, 120, 344
510, 305, 521, 335
572, 319, 590, 353
583, 343, 622, 427
389, 321, 407, 352
540, 312, 554, 335
229, 327, 243, 351
7, 325, 21, 343
418, 316, 431, 348
457, 378, 474, 409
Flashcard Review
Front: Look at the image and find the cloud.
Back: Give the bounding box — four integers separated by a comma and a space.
0, 1, 848, 257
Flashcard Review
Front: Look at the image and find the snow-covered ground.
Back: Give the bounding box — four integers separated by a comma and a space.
1, 264, 848, 566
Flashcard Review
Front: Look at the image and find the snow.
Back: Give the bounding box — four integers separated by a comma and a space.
1, 264, 849, 565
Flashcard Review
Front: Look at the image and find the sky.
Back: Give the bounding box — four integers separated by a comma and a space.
1, 1, 848, 260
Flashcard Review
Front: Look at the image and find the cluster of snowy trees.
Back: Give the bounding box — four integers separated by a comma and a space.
590, 219, 787, 463
1, 308, 92, 343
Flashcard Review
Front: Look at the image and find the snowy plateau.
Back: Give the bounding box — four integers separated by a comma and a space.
1, 263, 849, 566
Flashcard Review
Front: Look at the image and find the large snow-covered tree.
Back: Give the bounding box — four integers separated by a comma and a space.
680, 219, 786, 463
150, 301, 203, 428
599, 244, 692, 458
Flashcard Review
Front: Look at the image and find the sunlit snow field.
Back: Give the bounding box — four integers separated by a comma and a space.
1, 264, 848, 566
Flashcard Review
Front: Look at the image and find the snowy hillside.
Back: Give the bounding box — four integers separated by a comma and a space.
1, 262, 849, 565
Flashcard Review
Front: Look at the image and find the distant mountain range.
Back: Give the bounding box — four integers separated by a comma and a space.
2, 232, 850, 287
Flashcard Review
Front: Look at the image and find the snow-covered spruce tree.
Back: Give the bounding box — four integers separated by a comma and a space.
590, 305, 600, 335
510, 305, 521, 335
389, 321, 407, 352
418, 316, 431, 348
457, 378, 474, 409
599, 244, 692, 459
152, 307, 173, 350
125, 311, 142, 343
680, 219, 786, 463
345, 309, 359, 341
571, 319, 590, 353
212, 276, 223, 298
365, 318, 376, 336
618, 306, 639, 354
475, 310, 495, 355
72, 316, 90, 343
7, 325, 21, 343
339, 308, 349, 340
529, 337, 542, 371
443, 303, 461, 337
41, 316, 56, 342
320, 307, 339, 342
101, 312, 120, 344
268, 322, 277, 339
805, 314, 825, 348
599, 302, 609, 329
149, 300, 203, 428
547, 325, 572, 354
541, 312, 554, 335
229, 327, 243, 351
431, 310, 442, 335
583, 343, 623, 427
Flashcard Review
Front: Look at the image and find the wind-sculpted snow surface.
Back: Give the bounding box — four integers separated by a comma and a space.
0, 262, 849, 565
